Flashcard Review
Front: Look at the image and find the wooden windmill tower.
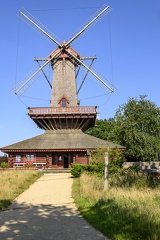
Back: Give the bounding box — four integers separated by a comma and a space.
1, 5, 122, 169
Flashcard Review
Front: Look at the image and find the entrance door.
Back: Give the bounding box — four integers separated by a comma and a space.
52, 153, 72, 168
64, 154, 69, 168
52, 153, 58, 166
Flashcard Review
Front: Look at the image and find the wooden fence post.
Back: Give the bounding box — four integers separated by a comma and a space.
104, 151, 108, 190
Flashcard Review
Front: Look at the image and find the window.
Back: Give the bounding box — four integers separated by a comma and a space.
58, 96, 69, 107
16, 155, 21, 162
26, 154, 34, 161
62, 99, 67, 107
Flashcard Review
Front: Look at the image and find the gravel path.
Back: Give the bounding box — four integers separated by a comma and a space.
0, 173, 109, 240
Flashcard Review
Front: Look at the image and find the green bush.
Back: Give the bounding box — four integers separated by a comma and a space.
71, 162, 104, 177
85, 161, 104, 176
0, 162, 8, 168
108, 149, 126, 174
71, 163, 84, 177
108, 158, 125, 174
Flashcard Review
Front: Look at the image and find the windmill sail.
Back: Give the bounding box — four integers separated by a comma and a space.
16, 5, 115, 99
19, 8, 62, 47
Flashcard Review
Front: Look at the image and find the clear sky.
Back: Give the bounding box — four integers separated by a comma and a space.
0, 0, 160, 155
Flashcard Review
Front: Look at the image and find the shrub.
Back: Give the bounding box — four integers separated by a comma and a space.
90, 148, 107, 163
108, 149, 126, 174
71, 162, 104, 177
0, 162, 8, 168
90, 148, 126, 174
71, 163, 85, 177
85, 161, 104, 176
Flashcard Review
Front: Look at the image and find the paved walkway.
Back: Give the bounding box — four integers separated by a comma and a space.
0, 173, 108, 240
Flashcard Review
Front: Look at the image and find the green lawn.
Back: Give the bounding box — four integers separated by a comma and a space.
72, 173, 160, 240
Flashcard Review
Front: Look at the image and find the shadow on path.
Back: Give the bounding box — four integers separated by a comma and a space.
0, 173, 108, 240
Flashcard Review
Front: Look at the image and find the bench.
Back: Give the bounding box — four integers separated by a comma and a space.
13, 162, 26, 168
33, 163, 46, 168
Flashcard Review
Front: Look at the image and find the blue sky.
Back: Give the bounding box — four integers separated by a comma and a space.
0, 0, 160, 154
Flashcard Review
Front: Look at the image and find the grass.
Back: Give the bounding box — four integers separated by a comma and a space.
72, 172, 160, 240
0, 170, 43, 210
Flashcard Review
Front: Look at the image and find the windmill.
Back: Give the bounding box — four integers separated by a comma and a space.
15, 5, 115, 132
1, 5, 123, 170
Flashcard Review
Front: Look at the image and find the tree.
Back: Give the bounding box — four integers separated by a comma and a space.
113, 95, 160, 161
0, 154, 8, 164
86, 95, 160, 161
86, 118, 115, 141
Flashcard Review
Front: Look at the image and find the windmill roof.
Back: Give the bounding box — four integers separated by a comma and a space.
1, 130, 124, 152
49, 44, 80, 59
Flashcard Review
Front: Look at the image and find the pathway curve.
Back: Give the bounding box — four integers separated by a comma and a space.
0, 173, 109, 240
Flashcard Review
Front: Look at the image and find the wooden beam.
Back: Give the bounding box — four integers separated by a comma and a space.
53, 118, 58, 129
65, 117, 68, 129
48, 119, 54, 130
81, 118, 90, 131
77, 118, 85, 129
59, 118, 62, 129
36, 119, 47, 130
42, 119, 51, 130
74, 118, 79, 129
